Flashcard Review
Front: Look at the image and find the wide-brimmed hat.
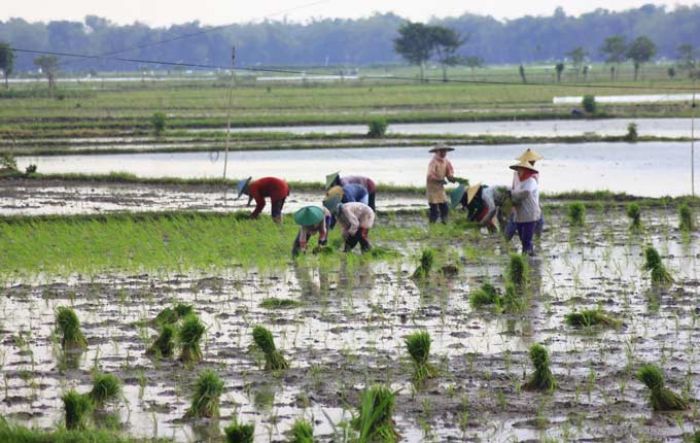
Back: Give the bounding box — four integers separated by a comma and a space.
429, 143, 455, 153
466, 182, 482, 205
327, 185, 344, 199
516, 148, 544, 163
509, 160, 539, 173
294, 206, 325, 226
325, 172, 340, 189
323, 196, 342, 214
449, 183, 466, 208
236, 176, 252, 199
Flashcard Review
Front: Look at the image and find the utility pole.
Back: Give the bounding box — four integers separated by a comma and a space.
223, 46, 236, 182
692, 75, 697, 197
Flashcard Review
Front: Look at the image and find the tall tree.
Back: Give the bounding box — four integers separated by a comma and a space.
430, 26, 465, 82
0, 42, 14, 89
627, 36, 656, 80
566, 47, 588, 78
393, 22, 434, 82
34, 55, 59, 92
677, 44, 696, 71
600, 35, 627, 80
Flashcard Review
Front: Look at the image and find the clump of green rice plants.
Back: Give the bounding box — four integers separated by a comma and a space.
507, 253, 528, 289
679, 203, 694, 231
55, 306, 88, 351
411, 249, 435, 280
178, 314, 206, 364
501, 283, 524, 313
185, 369, 224, 418
154, 303, 193, 326
405, 330, 437, 383
252, 325, 289, 370
626, 203, 642, 231
367, 117, 388, 138
352, 384, 399, 443
523, 343, 557, 392
147, 323, 176, 358
88, 372, 121, 408
62, 389, 93, 430
567, 202, 586, 227
224, 418, 255, 443
259, 298, 302, 309
565, 308, 621, 328
288, 418, 314, 443
636, 364, 689, 411
643, 247, 673, 286
469, 283, 501, 308
694, 431, 700, 443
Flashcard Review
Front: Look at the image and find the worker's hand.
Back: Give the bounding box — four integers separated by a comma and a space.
319, 239, 327, 246
447, 176, 456, 183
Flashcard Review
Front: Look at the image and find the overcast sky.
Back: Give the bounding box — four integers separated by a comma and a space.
1, 0, 698, 27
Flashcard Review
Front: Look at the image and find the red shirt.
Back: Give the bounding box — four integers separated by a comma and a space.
248, 177, 290, 217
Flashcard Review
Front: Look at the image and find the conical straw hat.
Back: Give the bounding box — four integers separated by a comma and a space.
516, 148, 544, 163
236, 176, 252, 199
294, 206, 325, 226
509, 160, 539, 173
466, 182, 482, 205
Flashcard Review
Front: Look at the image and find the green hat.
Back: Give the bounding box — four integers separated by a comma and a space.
323, 196, 342, 214
236, 177, 252, 199
325, 171, 340, 189
294, 206, 325, 226
450, 183, 466, 209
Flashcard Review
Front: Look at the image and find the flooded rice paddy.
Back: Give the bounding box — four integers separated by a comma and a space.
1, 208, 699, 441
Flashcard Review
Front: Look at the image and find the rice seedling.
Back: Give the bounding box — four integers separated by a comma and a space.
88, 372, 121, 408
643, 247, 673, 286
411, 249, 435, 280
178, 314, 205, 364
636, 364, 689, 411
567, 202, 585, 227
185, 369, 224, 418
626, 203, 642, 231
62, 389, 93, 430
224, 418, 255, 443
352, 384, 399, 443
154, 303, 193, 326
679, 203, 694, 231
259, 298, 302, 309
523, 343, 557, 392
147, 323, 176, 358
501, 283, 524, 313
405, 330, 437, 383
55, 306, 87, 351
288, 418, 315, 443
565, 308, 621, 328
469, 283, 500, 308
506, 254, 528, 289
252, 325, 289, 370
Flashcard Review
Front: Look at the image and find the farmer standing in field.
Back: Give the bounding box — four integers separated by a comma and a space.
291, 206, 330, 257
325, 182, 369, 228
236, 176, 290, 223
326, 172, 377, 211
506, 148, 544, 239
462, 182, 511, 233
509, 160, 541, 256
426, 144, 456, 223
323, 197, 375, 253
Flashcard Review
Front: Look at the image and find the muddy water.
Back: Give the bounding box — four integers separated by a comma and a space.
16, 142, 700, 197
1, 208, 699, 441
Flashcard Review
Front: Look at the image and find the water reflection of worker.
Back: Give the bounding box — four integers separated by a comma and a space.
461, 182, 510, 233
509, 160, 541, 256
506, 149, 544, 239
326, 183, 369, 229
324, 198, 375, 253
236, 176, 290, 223
426, 144, 456, 223
291, 206, 330, 257
326, 172, 377, 211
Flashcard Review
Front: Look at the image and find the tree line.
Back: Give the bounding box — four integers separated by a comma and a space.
0, 4, 698, 73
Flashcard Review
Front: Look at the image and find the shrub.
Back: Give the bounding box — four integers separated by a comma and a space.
523, 343, 556, 391
637, 364, 688, 411
186, 369, 224, 418
252, 325, 289, 370
367, 117, 388, 138
582, 95, 596, 113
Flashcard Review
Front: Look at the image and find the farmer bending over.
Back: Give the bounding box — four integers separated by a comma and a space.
326, 183, 369, 228
325, 198, 375, 253
326, 172, 377, 211
462, 182, 511, 233
292, 206, 330, 257
237, 176, 290, 223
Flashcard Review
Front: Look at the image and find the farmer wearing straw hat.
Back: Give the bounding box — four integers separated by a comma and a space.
426, 144, 456, 223
462, 182, 510, 233
292, 206, 331, 257
326, 172, 377, 211
506, 148, 544, 239
509, 160, 541, 256
324, 198, 375, 253
236, 176, 290, 223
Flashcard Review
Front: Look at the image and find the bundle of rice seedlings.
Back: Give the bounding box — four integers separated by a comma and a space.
224, 419, 255, 443
62, 390, 93, 430
147, 323, 176, 358
501, 283, 523, 312
637, 364, 689, 411
154, 303, 194, 326
252, 325, 289, 370
565, 308, 621, 328
405, 330, 437, 383
88, 372, 121, 408
469, 283, 500, 308
523, 343, 557, 391
353, 384, 399, 443
289, 418, 314, 443
185, 369, 224, 418
679, 203, 694, 231
567, 202, 585, 227
55, 306, 87, 351
411, 249, 434, 280
627, 203, 642, 230
507, 254, 528, 288
178, 314, 205, 364
643, 247, 673, 285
